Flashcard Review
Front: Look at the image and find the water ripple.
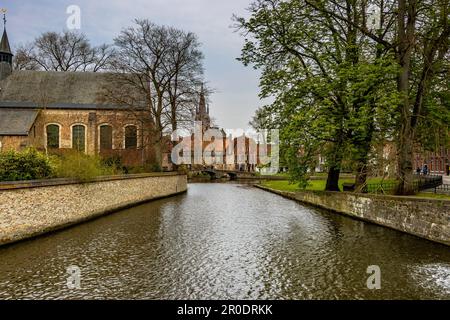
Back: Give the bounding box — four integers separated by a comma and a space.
0, 183, 449, 300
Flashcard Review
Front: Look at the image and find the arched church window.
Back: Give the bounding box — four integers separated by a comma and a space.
46, 124, 60, 149
99, 125, 113, 150
125, 125, 138, 149
72, 125, 86, 152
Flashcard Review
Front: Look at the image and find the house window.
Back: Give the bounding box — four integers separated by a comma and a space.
125, 125, 137, 149
99, 125, 113, 150
46, 124, 60, 149
72, 125, 86, 152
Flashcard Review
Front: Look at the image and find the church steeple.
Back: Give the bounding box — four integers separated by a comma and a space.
195, 84, 211, 133
0, 29, 11, 54
198, 84, 206, 115
0, 9, 13, 80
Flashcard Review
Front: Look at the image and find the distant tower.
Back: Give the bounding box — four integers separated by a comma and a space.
195, 85, 211, 133
0, 9, 12, 81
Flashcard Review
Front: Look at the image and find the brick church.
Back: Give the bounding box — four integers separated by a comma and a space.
0, 26, 157, 167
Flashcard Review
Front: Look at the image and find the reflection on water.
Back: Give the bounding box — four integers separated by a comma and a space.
408, 264, 450, 296
0, 183, 449, 300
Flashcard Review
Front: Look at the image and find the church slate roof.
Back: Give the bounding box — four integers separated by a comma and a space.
0, 101, 142, 111
0, 29, 12, 54
0, 108, 38, 136
0, 70, 146, 110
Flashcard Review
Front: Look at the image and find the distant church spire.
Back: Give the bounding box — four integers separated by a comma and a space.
198, 84, 206, 115
195, 83, 211, 133
0, 8, 13, 80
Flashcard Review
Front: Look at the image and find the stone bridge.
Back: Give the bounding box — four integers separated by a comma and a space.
199, 169, 258, 180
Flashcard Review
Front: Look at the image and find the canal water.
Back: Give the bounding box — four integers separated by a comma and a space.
0, 183, 449, 299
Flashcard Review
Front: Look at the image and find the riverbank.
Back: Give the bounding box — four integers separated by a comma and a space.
0, 173, 187, 246
256, 184, 450, 246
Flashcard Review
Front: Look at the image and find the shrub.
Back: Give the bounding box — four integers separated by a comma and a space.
126, 166, 147, 174
54, 151, 120, 181
101, 155, 122, 169
101, 155, 124, 174
177, 164, 189, 175
148, 162, 162, 172
124, 162, 163, 175
0, 148, 54, 182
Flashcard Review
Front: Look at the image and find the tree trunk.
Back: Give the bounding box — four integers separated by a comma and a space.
153, 138, 163, 172
394, 0, 416, 195
325, 140, 343, 192
354, 124, 374, 193
395, 124, 416, 194
326, 166, 341, 191
355, 163, 368, 193
152, 117, 164, 172
171, 105, 179, 172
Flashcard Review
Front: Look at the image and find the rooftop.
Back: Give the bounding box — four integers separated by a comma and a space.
0, 70, 146, 110
0, 108, 38, 136
0, 101, 143, 111
0, 28, 12, 55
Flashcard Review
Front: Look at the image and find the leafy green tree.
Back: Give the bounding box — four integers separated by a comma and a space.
303, 0, 450, 194
236, 0, 400, 191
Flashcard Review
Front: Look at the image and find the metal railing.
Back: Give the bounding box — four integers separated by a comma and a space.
365, 182, 398, 194
364, 174, 443, 195
415, 174, 443, 191
437, 184, 450, 192
425, 183, 450, 194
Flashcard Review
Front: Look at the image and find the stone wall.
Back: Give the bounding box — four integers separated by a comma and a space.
256, 185, 450, 246
0, 173, 187, 246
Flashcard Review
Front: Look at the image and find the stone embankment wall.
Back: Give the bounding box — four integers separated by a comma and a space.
256, 185, 450, 246
0, 173, 187, 246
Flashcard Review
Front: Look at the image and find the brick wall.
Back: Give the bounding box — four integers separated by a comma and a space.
33, 109, 153, 154
0, 136, 29, 151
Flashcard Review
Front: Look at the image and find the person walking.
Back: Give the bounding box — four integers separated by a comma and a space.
423, 164, 429, 175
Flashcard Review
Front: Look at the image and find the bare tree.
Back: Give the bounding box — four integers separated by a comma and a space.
162, 28, 204, 133
14, 30, 115, 72
105, 19, 206, 170
13, 43, 40, 70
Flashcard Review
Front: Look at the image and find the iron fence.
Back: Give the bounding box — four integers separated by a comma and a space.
427, 184, 450, 194
364, 174, 443, 194
365, 182, 398, 194
437, 184, 450, 192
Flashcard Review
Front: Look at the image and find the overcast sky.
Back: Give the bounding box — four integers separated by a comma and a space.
2, 0, 268, 129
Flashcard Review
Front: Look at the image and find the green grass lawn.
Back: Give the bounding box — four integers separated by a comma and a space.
262, 179, 450, 200
262, 179, 353, 191
415, 193, 450, 200
271, 172, 290, 177
262, 178, 396, 192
